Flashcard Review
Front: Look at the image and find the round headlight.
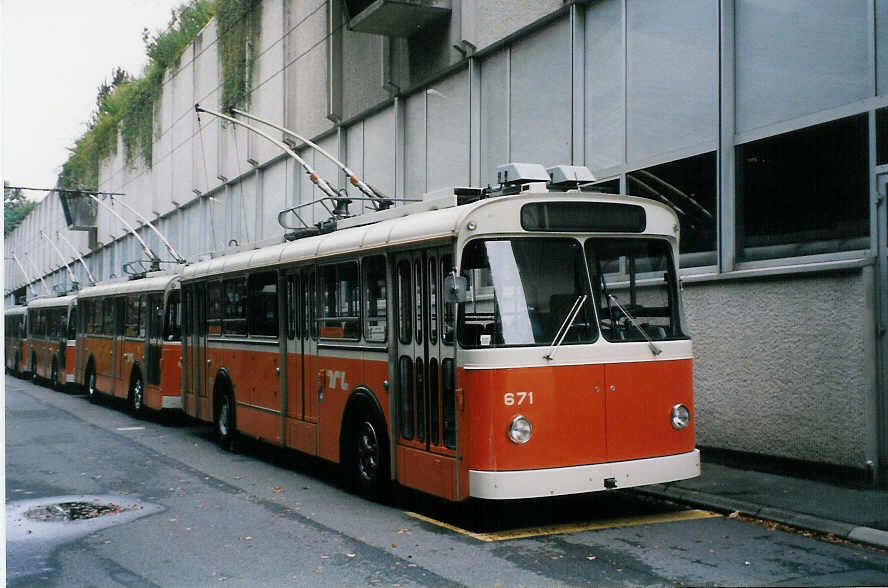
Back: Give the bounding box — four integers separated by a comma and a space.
671, 404, 690, 430
508, 415, 533, 444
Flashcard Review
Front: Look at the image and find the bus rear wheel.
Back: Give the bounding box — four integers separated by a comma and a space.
214, 391, 236, 452
346, 408, 389, 501
129, 373, 144, 414
86, 366, 97, 403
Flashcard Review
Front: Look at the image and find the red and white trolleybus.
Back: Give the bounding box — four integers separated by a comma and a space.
180, 177, 699, 501
75, 272, 183, 412
5, 305, 28, 377
25, 295, 78, 388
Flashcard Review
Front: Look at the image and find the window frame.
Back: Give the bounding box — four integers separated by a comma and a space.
247, 271, 279, 338
362, 255, 387, 344
317, 261, 361, 341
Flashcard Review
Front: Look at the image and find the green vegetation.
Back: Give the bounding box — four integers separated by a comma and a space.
4, 182, 36, 235
58, 0, 217, 190
218, 0, 262, 112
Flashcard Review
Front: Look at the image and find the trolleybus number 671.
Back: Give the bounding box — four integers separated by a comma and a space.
504, 391, 533, 406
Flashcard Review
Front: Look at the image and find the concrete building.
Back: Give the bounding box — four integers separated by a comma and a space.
5, 0, 888, 484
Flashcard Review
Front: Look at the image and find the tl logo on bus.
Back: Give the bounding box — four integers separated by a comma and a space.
326, 369, 349, 391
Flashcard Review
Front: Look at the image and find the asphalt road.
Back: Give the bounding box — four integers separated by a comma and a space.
7, 374, 888, 587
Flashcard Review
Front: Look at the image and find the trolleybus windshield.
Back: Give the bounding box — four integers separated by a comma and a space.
459, 238, 597, 347
586, 238, 685, 342
458, 236, 685, 348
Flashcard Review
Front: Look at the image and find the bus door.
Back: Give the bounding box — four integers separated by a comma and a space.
394, 247, 459, 500
302, 268, 319, 426
183, 285, 195, 415
146, 294, 160, 384
283, 270, 319, 454
113, 297, 127, 397
185, 283, 209, 419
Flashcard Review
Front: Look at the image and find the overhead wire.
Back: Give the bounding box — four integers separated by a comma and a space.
99, 1, 341, 201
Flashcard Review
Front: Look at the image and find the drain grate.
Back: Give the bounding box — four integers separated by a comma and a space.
24, 501, 125, 522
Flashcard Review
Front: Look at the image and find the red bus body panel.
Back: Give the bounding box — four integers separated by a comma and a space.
460, 359, 694, 474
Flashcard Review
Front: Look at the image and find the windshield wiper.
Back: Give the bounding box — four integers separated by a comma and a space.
607, 294, 662, 356
544, 295, 587, 361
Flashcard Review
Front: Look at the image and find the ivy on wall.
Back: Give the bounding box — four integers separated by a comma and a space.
58, 0, 216, 190
217, 0, 262, 112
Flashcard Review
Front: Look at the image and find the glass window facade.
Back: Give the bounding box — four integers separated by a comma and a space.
626, 0, 717, 161
627, 152, 717, 267
735, 0, 870, 132
736, 115, 870, 262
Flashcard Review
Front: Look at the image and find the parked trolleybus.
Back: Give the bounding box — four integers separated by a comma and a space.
181, 183, 699, 501
75, 273, 183, 412
25, 295, 78, 388
5, 305, 28, 377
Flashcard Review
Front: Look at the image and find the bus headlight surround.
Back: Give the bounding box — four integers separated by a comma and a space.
508, 415, 533, 444
671, 404, 690, 430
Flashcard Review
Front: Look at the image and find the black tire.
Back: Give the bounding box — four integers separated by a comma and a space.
129, 372, 145, 414
86, 364, 97, 403
30, 353, 38, 383
345, 405, 390, 501
214, 388, 236, 451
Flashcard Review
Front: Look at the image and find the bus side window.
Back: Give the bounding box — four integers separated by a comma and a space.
102, 299, 114, 336
82, 301, 91, 334
363, 256, 386, 343
139, 294, 149, 339
55, 309, 65, 340
318, 262, 359, 340
441, 255, 454, 345
115, 298, 126, 337
224, 278, 248, 336
397, 260, 411, 344
68, 307, 77, 340
148, 294, 163, 340
207, 281, 223, 336
126, 295, 141, 337
248, 271, 279, 337
285, 276, 298, 340
91, 300, 102, 335
164, 291, 181, 342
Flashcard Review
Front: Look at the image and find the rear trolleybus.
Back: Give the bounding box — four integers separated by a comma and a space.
181, 185, 699, 501
75, 273, 183, 412
5, 305, 28, 377
25, 295, 77, 388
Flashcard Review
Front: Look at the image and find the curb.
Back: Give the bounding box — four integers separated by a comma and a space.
632, 484, 888, 550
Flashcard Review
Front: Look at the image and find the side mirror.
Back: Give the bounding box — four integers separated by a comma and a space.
443, 272, 468, 303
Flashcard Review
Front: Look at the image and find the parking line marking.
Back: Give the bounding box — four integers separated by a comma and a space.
405, 509, 721, 542
116, 426, 145, 431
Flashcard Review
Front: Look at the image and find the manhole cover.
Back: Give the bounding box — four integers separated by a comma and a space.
24, 501, 124, 522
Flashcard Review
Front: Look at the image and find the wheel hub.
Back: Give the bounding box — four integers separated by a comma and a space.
357, 421, 379, 481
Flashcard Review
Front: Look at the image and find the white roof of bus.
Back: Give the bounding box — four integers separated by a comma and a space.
4, 305, 27, 316
26, 295, 77, 310
183, 191, 678, 280
76, 272, 181, 299
184, 202, 466, 280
